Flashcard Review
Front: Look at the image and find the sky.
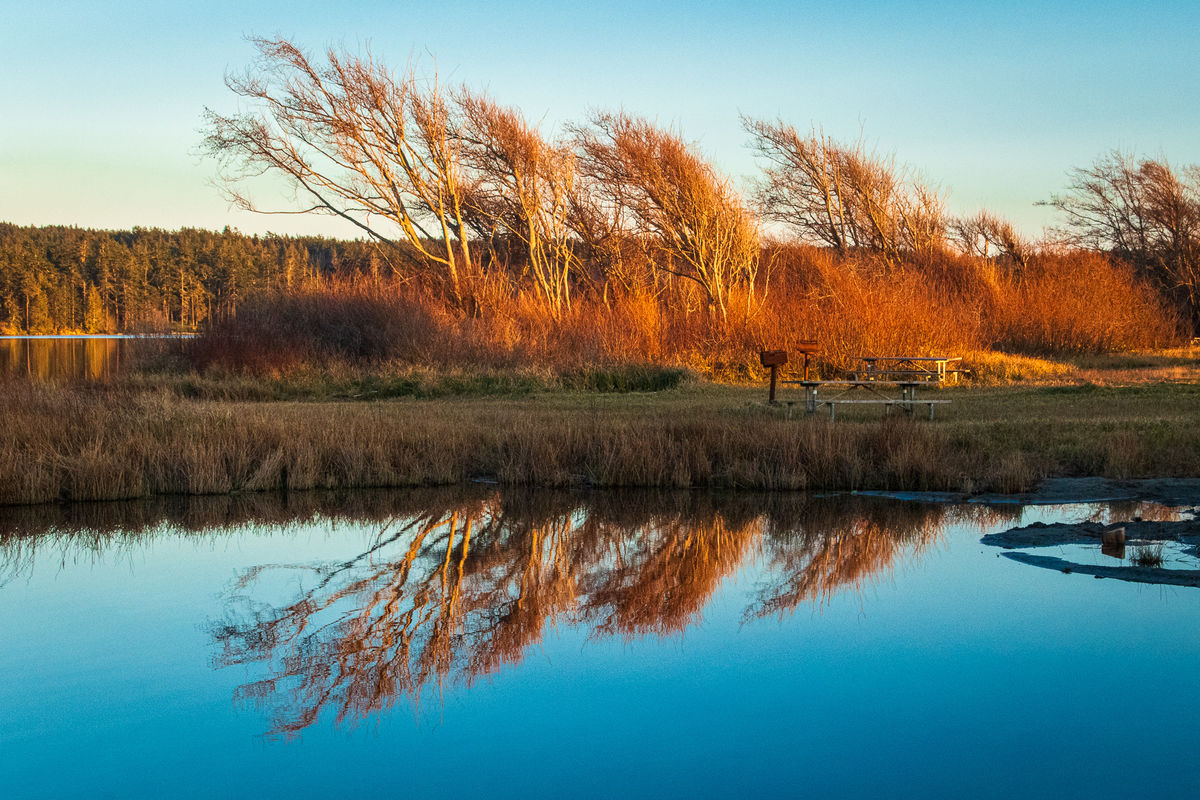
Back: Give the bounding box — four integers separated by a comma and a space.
1, 0, 1197, 239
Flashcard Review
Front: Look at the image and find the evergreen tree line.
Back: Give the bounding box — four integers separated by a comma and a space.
0, 223, 402, 334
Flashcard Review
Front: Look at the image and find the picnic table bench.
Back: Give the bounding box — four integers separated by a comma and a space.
784, 379, 950, 420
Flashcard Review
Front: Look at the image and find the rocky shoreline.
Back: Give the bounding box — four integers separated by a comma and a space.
976, 478, 1200, 587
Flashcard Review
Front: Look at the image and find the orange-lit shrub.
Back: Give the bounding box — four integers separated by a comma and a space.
987, 252, 1180, 353
191, 246, 1183, 378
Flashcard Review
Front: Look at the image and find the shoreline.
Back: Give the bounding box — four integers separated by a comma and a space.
855, 477, 1200, 508
3, 474, 1198, 513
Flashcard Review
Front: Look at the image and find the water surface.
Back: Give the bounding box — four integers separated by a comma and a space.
0, 335, 191, 381
1, 489, 1197, 798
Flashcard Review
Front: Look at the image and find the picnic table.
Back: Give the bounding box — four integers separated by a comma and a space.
785, 379, 949, 420
759, 347, 956, 419
857, 355, 964, 384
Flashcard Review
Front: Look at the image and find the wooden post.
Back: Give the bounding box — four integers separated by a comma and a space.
794, 339, 818, 380
759, 350, 788, 405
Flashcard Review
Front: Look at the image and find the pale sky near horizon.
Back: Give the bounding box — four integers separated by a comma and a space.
2, 0, 1197, 239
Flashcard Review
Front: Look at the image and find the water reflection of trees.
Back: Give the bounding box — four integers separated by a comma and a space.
206, 491, 1008, 739
751, 498, 957, 617
0, 489, 436, 583
0, 488, 1018, 739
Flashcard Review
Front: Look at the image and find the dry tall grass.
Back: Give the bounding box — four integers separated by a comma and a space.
5, 378, 1200, 506
0, 382, 957, 504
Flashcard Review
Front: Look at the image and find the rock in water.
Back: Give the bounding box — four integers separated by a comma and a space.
1101, 526, 1126, 558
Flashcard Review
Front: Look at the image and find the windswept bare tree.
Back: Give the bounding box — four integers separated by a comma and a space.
573, 112, 760, 320
949, 210, 1030, 270
202, 37, 473, 306
743, 117, 947, 263
455, 91, 578, 315
1045, 151, 1200, 326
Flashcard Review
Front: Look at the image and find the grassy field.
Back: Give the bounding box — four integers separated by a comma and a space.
3, 349, 1198, 506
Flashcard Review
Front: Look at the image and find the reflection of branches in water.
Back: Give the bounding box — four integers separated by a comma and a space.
215, 506, 489, 735
0, 488, 491, 585
751, 501, 938, 618
205, 492, 966, 739
0, 488, 1018, 738
749, 499, 1023, 618
577, 511, 759, 638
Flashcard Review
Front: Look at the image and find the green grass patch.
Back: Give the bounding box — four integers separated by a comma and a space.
122, 362, 695, 401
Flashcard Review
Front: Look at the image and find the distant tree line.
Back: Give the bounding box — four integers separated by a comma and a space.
0, 224, 412, 334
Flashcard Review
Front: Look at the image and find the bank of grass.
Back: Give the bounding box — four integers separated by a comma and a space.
958, 350, 1075, 384
125, 342, 1199, 403
3, 377, 1199, 506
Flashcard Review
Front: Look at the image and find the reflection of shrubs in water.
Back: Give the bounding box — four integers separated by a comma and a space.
1130, 543, 1166, 568
1084, 502, 1182, 525
0, 487, 492, 584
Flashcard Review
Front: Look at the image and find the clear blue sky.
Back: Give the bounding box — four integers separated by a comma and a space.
2, 0, 1197, 238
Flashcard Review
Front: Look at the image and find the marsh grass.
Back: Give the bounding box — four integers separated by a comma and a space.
960, 351, 1075, 384
3, 378, 1199, 506
123, 363, 694, 401
1130, 542, 1166, 568
2, 255, 1194, 507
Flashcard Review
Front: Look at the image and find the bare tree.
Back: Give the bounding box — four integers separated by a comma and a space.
949, 210, 1030, 270
1045, 151, 1200, 326
743, 117, 947, 263
202, 37, 473, 306
573, 112, 759, 320
455, 91, 578, 315
743, 121, 854, 253
562, 157, 651, 303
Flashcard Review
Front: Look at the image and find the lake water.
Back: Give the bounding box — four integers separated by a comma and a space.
0, 335, 191, 381
1, 488, 1197, 798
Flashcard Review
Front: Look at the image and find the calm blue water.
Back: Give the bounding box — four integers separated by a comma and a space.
0, 491, 1197, 799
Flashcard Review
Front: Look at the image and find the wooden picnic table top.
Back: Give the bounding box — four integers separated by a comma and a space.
782, 379, 927, 386
820, 398, 952, 404
858, 355, 962, 363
